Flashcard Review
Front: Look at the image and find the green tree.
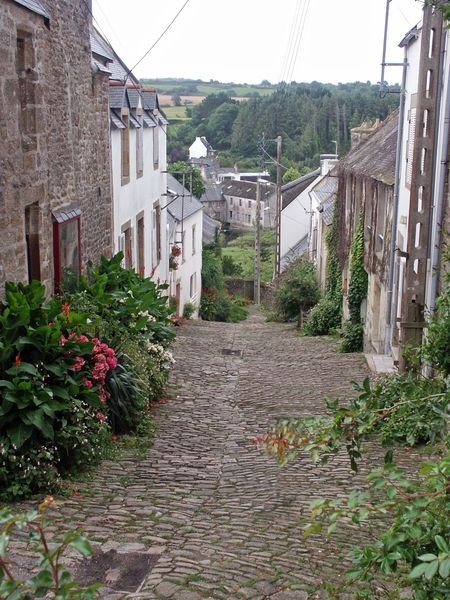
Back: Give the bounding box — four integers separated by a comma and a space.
168, 161, 205, 199
282, 166, 300, 184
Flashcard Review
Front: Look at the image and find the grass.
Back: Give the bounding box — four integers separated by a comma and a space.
222, 230, 275, 283
163, 105, 189, 119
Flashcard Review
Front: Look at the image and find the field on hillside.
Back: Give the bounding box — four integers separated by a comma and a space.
142, 80, 276, 99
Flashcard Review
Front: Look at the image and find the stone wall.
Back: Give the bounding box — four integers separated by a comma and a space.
0, 0, 112, 294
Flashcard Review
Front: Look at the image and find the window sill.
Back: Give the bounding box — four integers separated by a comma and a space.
121, 176, 130, 186
136, 171, 143, 179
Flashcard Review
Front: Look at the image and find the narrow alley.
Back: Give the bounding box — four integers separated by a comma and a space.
17, 311, 417, 599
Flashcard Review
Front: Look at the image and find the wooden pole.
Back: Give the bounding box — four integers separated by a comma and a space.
254, 179, 261, 304
275, 135, 282, 278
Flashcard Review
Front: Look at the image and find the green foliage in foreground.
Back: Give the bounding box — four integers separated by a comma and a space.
258, 369, 449, 597
0, 498, 100, 599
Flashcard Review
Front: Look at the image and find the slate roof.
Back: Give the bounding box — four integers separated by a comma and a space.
12, 0, 49, 20
280, 234, 309, 271
200, 136, 213, 150
222, 180, 274, 202
166, 174, 203, 222
142, 91, 157, 111
310, 173, 338, 226
281, 169, 321, 210
200, 183, 224, 204
109, 86, 127, 109
338, 109, 399, 186
203, 213, 221, 244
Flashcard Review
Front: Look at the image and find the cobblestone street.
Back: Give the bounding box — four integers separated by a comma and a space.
16, 309, 420, 598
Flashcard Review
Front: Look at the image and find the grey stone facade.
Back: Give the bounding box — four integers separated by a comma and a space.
0, 0, 112, 294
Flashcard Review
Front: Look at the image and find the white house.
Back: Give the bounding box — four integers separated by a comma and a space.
91, 29, 169, 284
222, 180, 274, 228
166, 174, 203, 317
189, 136, 213, 160
279, 169, 320, 270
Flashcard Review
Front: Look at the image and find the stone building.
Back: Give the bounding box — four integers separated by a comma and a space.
0, 0, 112, 294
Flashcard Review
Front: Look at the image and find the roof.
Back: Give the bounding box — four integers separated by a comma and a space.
222, 180, 274, 202
203, 213, 221, 244
200, 136, 213, 150
200, 183, 224, 204
166, 174, 203, 222
280, 234, 309, 271
11, 0, 49, 20
109, 86, 127, 109
338, 109, 399, 186
310, 173, 338, 226
142, 90, 157, 111
90, 27, 139, 84
281, 169, 321, 210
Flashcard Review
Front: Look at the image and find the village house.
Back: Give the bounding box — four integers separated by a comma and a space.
0, 0, 112, 294
91, 29, 169, 283
389, 6, 450, 363
335, 111, 398, 353
222, 179, 274, 228
189, 136, 214, 160
166, 174, 203, 317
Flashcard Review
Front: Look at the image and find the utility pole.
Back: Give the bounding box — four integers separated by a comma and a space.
254, 179, 261, 304
274, 135, 282, 279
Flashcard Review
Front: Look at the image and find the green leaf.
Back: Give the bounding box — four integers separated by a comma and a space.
439, 558, 450, 578
23, 410, 54, 439
8, 422, 32, 448
0, 380, 14, 390
435, 536, 449, 553
409, 563, 428, 579
418, 553, 438, 562
69, 535, 92, 557
6, 362, 40, 377
424, 560, 439, 580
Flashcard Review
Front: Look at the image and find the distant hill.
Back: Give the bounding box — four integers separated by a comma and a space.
139, 78, 275, 98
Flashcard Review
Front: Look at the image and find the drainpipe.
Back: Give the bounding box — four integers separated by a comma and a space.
426, 30, 450, 317
384, 47, 408, 356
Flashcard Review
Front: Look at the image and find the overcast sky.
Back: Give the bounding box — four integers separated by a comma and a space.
92, 0, 424, 85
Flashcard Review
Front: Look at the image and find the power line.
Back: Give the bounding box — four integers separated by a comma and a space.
124, 0, 191, 81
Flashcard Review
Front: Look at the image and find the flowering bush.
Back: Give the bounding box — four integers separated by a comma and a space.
171, 245, 182, 257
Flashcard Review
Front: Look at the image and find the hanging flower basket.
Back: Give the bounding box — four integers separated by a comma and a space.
171, 245, 182, 257
169, 255, 178, 271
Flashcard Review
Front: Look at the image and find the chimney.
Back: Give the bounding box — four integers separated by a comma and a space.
319, 154, 339, 176
350, 119, 379, 149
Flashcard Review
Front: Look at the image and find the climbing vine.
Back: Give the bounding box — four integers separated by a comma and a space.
341, 218, 368, 352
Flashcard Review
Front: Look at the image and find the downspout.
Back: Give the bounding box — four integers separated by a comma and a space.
384, 48, 408, 355
426, 29, 449, 316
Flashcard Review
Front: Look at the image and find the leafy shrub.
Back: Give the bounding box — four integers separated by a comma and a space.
273, 257, 321, 321
182, 302, 195, 319
340, 320, 363, 352
0, 499, 99, 599
222, 254, 243, 277
303, 297, 341, 336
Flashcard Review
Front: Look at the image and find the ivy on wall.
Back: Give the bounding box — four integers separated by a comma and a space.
341, 217, 368, 352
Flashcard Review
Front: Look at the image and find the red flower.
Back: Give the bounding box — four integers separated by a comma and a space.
15, 353, 21, 367
84, 379, 93, 388
96, 411, 106, 423
72, 356, 86, 372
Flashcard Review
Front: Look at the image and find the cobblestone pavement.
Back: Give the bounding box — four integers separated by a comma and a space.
12, 309, 422, 599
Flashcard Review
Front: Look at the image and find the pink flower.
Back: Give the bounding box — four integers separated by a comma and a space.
77, 334, 89, 343
96, 411, 106, 423
60, 335, 67, 346
84, 379, 93, 388
72, 356, 86, 372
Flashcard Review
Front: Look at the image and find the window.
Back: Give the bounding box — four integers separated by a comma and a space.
229, 210, 233, 219
153, 123, 159, 168
192, 224, 196, 255
123, 225, 132, 269
152, 203, 161, 266
136, 110, 143, 177
190, 272, 196, 298
137, 215, 145, 275
121, 110, 130, 183
16, 31, 37, 151
239, 198, 242, 207
25, 203, 41, 282
53, 212, 81, 293
248, 200, 251, 208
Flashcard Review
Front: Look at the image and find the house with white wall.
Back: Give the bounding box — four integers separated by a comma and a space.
189, 136, 213, 160
222, 180, 274, 228
166, 174, 203, 317
91, 29, 168, 284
